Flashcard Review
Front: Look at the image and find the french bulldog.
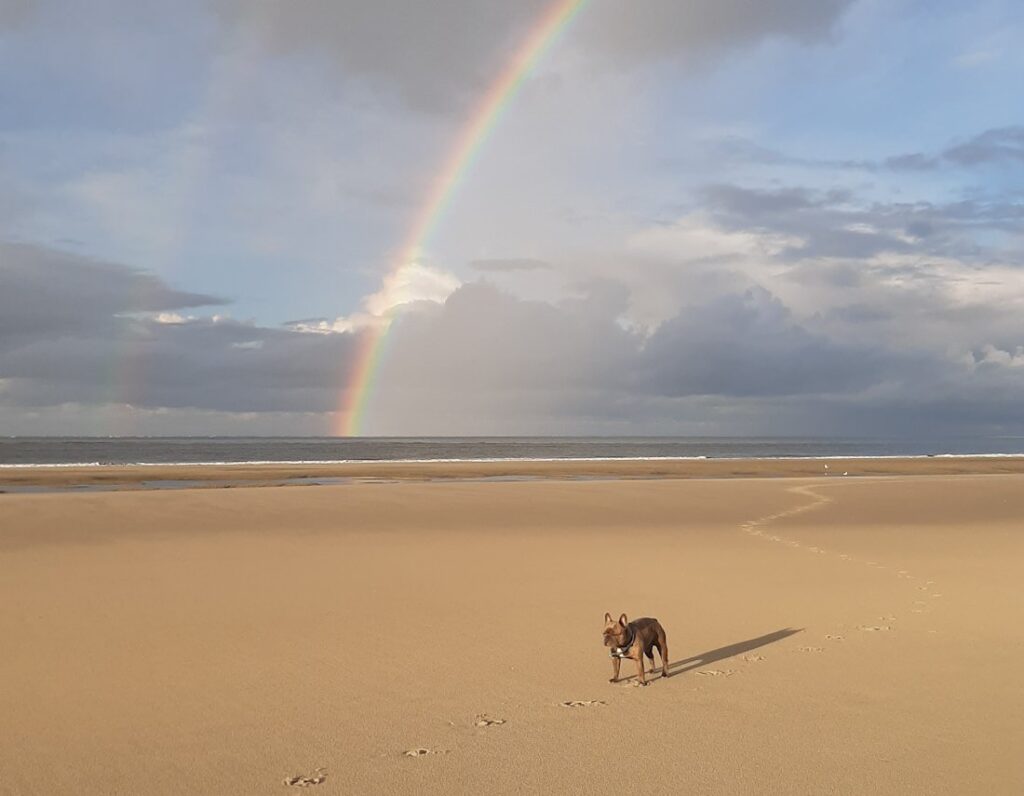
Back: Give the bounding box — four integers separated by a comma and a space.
603, 613, 669, 685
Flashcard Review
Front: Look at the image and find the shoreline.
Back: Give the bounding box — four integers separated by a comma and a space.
4, 454, 1024, 490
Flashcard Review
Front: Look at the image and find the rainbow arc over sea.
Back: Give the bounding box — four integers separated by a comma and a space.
335, 0, 589, 436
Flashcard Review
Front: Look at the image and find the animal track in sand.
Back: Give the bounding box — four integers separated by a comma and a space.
474, 715, 506, 727
857, 625, 892, 632
742, 654, 766, 662
797, 646, 824, 653
696, 669, 737, 677
283, 768, 326, 787
825, 634, 844, 641
404, 748, 449, 758
560, 700, 606, 708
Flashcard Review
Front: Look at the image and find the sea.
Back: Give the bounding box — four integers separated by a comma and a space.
2, 436, 1024, 467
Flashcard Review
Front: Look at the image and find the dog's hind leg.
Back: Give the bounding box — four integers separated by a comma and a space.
657, 630, 669, 678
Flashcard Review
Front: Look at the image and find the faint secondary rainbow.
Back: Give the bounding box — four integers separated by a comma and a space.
335, 0, 589, 436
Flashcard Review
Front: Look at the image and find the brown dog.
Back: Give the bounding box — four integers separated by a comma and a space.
603, 613, 669, 685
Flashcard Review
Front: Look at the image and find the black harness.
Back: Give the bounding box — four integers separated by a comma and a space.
609, 624, 636, 658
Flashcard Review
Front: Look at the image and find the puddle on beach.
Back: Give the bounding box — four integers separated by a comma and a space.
0, 476, 358, 494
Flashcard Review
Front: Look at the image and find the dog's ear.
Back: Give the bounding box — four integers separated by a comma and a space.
618, 613, 628, 626
604, 612, 612, 624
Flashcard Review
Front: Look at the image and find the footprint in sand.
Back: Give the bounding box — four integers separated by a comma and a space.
474, 715, 506, 727
879, 615, 897, 621
404, 748, 449, 758
560, 700, 606, 708
825, 634, 844, 641
797, 646, 823, 653
742, 654, 766, 662
283, 768, 327, 787
858, 625, 892, 632
696, 669, 736, 677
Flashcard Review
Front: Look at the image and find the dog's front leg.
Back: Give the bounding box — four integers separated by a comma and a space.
609, 656, 620, 683
635, 654, 647, 685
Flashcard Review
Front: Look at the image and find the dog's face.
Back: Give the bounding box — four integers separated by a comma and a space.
603, 612, 629, 647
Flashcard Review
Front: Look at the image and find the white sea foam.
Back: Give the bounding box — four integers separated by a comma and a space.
2, 452, 1023, 468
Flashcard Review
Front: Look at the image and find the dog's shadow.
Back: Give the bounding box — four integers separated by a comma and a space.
624, 627, 804, 683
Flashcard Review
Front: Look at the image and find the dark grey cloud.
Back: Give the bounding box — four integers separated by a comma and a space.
936, 126, 1024, 168
697, 183, 1024, 262
640, 287, 905, 398
369, 280, 1024, 435
0, 243, 355, 414
0, 243, 224, 341
579, 0, 853, 65
215, 0, 854, 111
883, 127, 1024, 171
213, 0, 552, 111
0, 0, 32, 27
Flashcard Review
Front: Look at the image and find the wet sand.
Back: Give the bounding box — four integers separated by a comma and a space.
1, 472, 1022, 793
4, 454, 1024, 491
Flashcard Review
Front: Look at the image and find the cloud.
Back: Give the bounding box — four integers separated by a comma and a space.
694, 183, 1024, 263
0, 0, 32, 27
213, 0, 855, 111
4, 168, 1024, 437
287, 262, 461, 334
943, 126, 1024, 166
577, 0, 853, 65
888, 126, 1024, 171
0, 242, 223, 342
3, 239, 1024, 435
212, 0, 553, 111
707, 127, 1024, 174
469, 258, 551, 273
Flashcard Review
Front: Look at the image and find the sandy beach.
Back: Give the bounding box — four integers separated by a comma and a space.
2, 468, 1022, 793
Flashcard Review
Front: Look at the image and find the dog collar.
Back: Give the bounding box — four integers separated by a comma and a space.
609, 624, 635, 658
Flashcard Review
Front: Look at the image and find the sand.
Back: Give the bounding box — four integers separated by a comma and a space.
1, 468, 1022, 793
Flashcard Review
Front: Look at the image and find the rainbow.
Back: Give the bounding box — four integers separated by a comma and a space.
335, 0, 589, 436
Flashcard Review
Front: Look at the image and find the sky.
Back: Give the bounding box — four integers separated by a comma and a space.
1, 0, 1023, 436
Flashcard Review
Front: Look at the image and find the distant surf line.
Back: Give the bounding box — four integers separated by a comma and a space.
6, 453, 1024, 468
